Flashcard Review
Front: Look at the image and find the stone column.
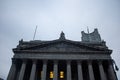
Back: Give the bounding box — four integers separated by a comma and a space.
107, 61, 117, 80
53, 60, 58, 80
41, 60, 47, 80
16, 71, 20, 80
77, 61, 83, 80
98, 61, 107, 80
67, 60, 71, 80
88, 61, 95, 80
7, 59, 16, 80
29, 60, 37, 80
18, 60, 27, 80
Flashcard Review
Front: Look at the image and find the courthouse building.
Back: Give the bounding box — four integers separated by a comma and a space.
7, 29, 118, 80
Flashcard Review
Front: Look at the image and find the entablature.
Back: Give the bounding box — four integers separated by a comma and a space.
13, 50, 112, 55
13, 53, 111, 60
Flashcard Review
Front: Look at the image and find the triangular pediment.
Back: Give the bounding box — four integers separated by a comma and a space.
23, 40, 104, 52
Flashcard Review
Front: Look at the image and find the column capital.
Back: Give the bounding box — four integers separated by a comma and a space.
87, 60, 93, 64
54, 60, 58, 64
32, 59, 37, 64
107, 59, 113, 65
12, 58, 16, 64
67, 60, 71, 64
43, 60, 47, 64
77, 60, 82, 64
22, 59, 27, 63
97, 60, 103, 65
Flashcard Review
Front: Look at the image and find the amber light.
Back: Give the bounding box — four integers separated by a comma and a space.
40, 71, 42, 77
50, 71, 54, 78
60, 71, 64, 78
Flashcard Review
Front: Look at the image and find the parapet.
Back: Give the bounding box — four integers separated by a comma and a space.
81, 28, 102, 42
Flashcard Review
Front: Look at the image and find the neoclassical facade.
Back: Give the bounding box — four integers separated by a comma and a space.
7, 29, 118, 80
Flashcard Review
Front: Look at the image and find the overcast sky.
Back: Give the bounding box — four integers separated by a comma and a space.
0, 0, 120, 79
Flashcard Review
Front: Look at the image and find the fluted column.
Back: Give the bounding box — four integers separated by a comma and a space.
77, 61, 83, 80
7, 59, 16, 80
18, 60, 27, 80
53, 60, 58, 80
29, 60, 37, 80
88, 61, 95, 80
67, 60, 71, 80
107, 61, 117, 80
98, 61, 107, 80
41, 60, 47, 80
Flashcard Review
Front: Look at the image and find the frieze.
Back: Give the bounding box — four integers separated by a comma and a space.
13, 53, 111, 60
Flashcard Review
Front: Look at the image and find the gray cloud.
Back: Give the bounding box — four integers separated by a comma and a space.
0, 0, 120, 79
